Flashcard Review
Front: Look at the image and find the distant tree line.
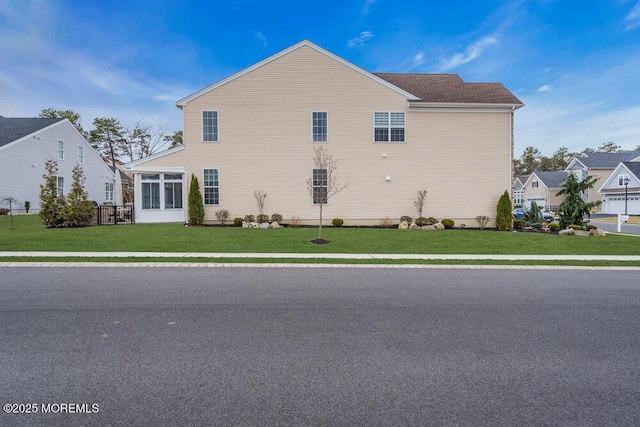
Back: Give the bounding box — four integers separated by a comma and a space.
514, 141, 640, 175
39, 108, 183, 165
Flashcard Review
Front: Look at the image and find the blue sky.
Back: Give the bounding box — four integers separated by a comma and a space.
1, 0, 639, 156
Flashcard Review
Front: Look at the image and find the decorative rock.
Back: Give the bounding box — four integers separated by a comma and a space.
409, 223, 420, 230
434, 222, 445, 230
559, 229, 576, 236
242, 221, 249, 228
271, 221, 281, 229
260, 222, 270, 229
249, 222, 260, 229
421, 225, 436, 230
398, 221, 409, 230
589, 228, 606, 237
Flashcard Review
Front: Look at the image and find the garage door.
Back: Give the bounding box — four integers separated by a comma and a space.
602, 196, 640, 215
526, 198, 546, 209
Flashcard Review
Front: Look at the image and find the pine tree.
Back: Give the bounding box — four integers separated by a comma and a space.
64, 164, 94, 227
496, 190, 513, 231
39, 159, 67, 228
188, 174, 205, 225
556, 174, 601, 228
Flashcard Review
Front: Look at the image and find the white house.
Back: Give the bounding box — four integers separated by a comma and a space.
0, 115, 115, 212
598, 162, 640, 215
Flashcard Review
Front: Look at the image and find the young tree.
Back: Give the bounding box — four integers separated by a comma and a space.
121, 121, 171, 162
39, 159, 67, 228
0, 196, 19, 229
89, 117, 125, 166
555, 173, 601, 228
496, 190, 513, 231
527, 201, 543, 224
40, 108, 86, 138
306, 146, 347, 242
188, 174, 205, 225
413, 190, 428, 218
64, 164, 94, 227
254, 190, 268, 216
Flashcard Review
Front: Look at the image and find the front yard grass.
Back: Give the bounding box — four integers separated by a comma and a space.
1, 214, 639, 256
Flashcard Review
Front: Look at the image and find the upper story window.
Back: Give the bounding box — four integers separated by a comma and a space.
532, 181, 539, 188
77, 146, 84, 164
618, 174, 630, 186
374, 112, 405, 142
312, 112, 327, 142
57, 140, 64, 160
203, 169, 220, 205
202, 111, 218, 142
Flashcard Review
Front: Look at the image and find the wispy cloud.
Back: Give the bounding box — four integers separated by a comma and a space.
254, 31, 268, 48
437, 36, 498, 71
623, 1, 640, 30
362, 0, 376, 15
538, 84, 552, 92
348, 31, 374, 47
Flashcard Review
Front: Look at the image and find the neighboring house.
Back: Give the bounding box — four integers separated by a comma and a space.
521, 171, 568, 211
598, 162, 640, 214
125, 40, 523, 225
512, 175, 529, 207
566, 151, 640, 211
0, 115, 115, 212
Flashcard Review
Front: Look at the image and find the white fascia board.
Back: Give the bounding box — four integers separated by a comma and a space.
175, 40, 420, 108
123, 145, 185, 169
408, 102, 523, 113
128, 166, 186, 173
565, 157, 587, 171
597, 162, 629, 193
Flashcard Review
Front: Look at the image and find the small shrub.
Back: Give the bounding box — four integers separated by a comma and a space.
531, 222, 543, 230
514, 219, 526, 230
215, 209, 230, 225
290, 216, 302, 228
256, 214, 269, 223
586, 224, 598, 231
24, 201, 31, 214
568, 224, 582, 230
233, 217, 243, 227
380, 217, 393, 228
460, 223, 466, 229
441, 219, 454, 229
332, 218, 344, 227
0, 208, 8, 215
548, 222, 560, 231
400, 215, 412, 224
414, 217, 428, 226
475, 215, 490, 229
271, 213, 283, 223
426, 217, 438, 226
244, 214, 255, 223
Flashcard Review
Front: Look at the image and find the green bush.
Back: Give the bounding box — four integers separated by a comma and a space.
496, 190, 513, 231
188, 174, 205, 226
271, 213, 283, 223
24, 201, 30, 214
568, 224, 582, 230
586, 224, 598, 230
256, 214, 269, 223
414, 217, 428, 226
332, 218, 344, 227
233, 217, 243, 227
400, 215, 412, 224
514, 219, 526, 230
426, 217, 438, 225
531, 222, 543, 230
244, 214, 255, 223
549, 222, 560, 231
441, 219, 454, 229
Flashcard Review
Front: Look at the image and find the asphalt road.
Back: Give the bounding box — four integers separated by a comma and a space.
1, 267, 639, 426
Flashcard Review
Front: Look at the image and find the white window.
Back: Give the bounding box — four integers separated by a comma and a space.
532, 181, 539, 188
618, 174, 630, 186
202, 111, 218, 142
312, 168, 328, 204
77, 146, 84, 164
374, 112, 405, 142
141, 174, 160, 209
513, 191, 523, 205
312, 112, 327, 142
57, 140, 64, 160
105, 182, 114, 201
164, 173, 183, 209
203, 169, 220, 205
56, 176, 64, 197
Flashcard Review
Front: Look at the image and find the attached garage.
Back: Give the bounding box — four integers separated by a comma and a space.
602, 195, 640, 215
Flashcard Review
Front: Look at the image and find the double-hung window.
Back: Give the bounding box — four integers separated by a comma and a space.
105, 182, 114, 201
141, 174, 161, 209
618, 174, 630, 186
374, 112, 405, 142
312, 168, 328, 204
312, 112, 327, 142
203, 169, 220, 205
164, 173, 183, 209
77, 146, 84, 164
56, 176, 64, 197
57, 140, 64, 160
202, 111, 218, 142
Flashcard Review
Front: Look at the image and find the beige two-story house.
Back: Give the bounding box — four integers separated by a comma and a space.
125, 40, 523, 225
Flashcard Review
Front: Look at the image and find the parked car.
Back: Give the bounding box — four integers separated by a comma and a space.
513, 208, 555, 222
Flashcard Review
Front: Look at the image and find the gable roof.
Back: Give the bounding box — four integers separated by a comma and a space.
374, 73, 523, 105
623, 161, 640, 178
570, 151, 640, 169
0, 116, 64, 147
531, 171, 568, 189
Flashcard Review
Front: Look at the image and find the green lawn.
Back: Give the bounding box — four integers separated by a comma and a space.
1, 214, 639, 255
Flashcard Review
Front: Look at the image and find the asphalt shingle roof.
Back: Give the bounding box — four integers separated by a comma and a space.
374, 73, 523, 105
534, 171, 568, 189
623, 162, 640, 179
0, 116, 64, 147
575, 151, 640, 168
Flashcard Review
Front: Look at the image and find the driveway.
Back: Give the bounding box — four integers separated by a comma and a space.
589, 214, 640, 234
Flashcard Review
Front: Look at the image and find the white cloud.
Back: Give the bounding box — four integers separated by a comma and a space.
254, 31, 268, 48
348, 31, 374, 47
623, 1, 640, 30
437, 36, 498, 71
538, 85, 552, 92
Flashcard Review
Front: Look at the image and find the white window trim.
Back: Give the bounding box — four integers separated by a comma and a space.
105, 182, 114, 202
312, 111, 328, 143
312, 168, 328, 205
618, 174, 630, 187
77, 146, 84, 164
57, 139, 64, 160
56, 176, 64, 197
202, 110, 219, 143
203, 168, 220, 206
373, 111, 406, 143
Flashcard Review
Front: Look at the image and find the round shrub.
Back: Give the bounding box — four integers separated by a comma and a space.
414, 217, 428, 226
271, 213, 283, 223
568, 224, 582, 230
548, 222, 560, 231
400, 215, 412, 224
233, 217, 243, 227
426, 217, 438, 226
332, 218, 344, 227
256, 214, 269, 223
514, 219, 526, 230
586, 224, 598, 231
531, 222, 543, 230
441, 219, 455, 229
244, 214, 255, 223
